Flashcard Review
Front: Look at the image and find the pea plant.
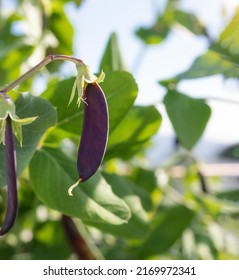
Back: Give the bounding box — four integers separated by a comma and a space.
0, 55, 108, 235
0, 0, 239, 260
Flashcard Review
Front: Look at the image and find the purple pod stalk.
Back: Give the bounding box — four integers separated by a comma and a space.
0, 117, 18, 236
197, 170, 208, 194
77, 83, 109, 181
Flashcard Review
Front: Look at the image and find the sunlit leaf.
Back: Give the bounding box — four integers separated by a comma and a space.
176, 50, 239, 79
138, 205, 195, 258
135, 4, 204, 45
29, 147, 131, 226
106, 105, 162, 159
100, 32, 127, 72
90, 172, 151, 239
173, 10, 204, 35
136, 18, 170, 45
41, 78, 82, 135
42, 71, 138, 140
164, 91, 211, 150
47, 1, 74, 54
0, 46, 33, 86
216, 7, 239, 63
101, 71, 138, 132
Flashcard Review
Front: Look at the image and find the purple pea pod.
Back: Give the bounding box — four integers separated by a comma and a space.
0, 117, 18, 236
0, 96, 36, 235
77, 83, 109, 182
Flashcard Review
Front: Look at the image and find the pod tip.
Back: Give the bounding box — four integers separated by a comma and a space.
68, 178, 83, 196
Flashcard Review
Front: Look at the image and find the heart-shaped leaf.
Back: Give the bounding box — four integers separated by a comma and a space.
164, 91, 211, 150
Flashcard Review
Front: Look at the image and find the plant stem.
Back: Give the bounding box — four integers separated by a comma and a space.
0, 54, 83, 94
61, 215, 100, 260
197, 170, 209, 194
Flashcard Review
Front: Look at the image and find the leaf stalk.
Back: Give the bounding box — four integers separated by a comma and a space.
0, 54, 83, 94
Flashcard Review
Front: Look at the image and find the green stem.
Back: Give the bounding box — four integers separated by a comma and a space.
0, 54, 83, 94
132, 45, 147, 74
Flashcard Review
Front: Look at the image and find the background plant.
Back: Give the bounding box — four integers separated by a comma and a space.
0, 0, 239, 260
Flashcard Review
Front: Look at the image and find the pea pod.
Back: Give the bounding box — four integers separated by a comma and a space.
0, 117, 18, 236
77, 83, 109, 182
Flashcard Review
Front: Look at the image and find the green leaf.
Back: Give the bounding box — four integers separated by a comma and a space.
104, 172, 152, 214
173, 10, 204, 36
99, 32, 127, 72
136, 18, 170, 45
92, 172, 151, 239
194, 192, 239, 218
135, 1, 173, 45
29, 147, 131, 226
101, 71, 138, 132
194, 229, 218, 260
176, 50, 239, 79
33, 221, 72, 260
41, 78, 83, 135
106, 105, 162, 159
58, 0, 83, 6
0, 46, 33, 86
174, 6, 239, 78
43, 127, 79, 146
0, 93, 57, 187
217, 7, 239, 63
42, 71, 138, 141
138, 205, 195, 258
215, 189, 239, 203
135, 4, 204, 45
47, 1, 74, 54
131, 167, 158, 194
164, 91, 211, 150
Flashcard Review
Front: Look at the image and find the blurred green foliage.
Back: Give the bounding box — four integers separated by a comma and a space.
1, 0, 239, 260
